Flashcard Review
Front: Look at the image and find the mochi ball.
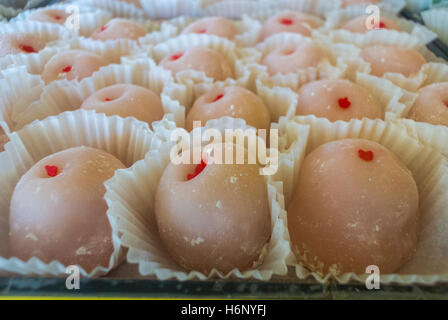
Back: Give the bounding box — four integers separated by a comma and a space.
408, 82, 448, 126
0, 33, 45, 58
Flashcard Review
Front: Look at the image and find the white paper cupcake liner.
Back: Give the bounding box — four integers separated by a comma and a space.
141, 0, 209, 19
422, 9, 448, 45
323, 6, 437, 45
13, 61, 187, 130
344, 0, 406, 15
0, 109, 171, 277
250, 33, 361, 90
280, 115, 448, 284
105, 115, 295, 280
0, 20, 76, 42
395, 119, 448, 159
267, 0, 341, 18
152, 34, 252, 106
0, 66, 45, 132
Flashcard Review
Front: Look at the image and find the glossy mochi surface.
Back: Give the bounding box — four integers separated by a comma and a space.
287, 139, 419, 276
81, 84, 164, 127
296, 79, 384, 121
360, 45, 426, 77
409, 82, 448, 126
9, 146, 126, 272
186, 86, 271, 131
262, 42, 327, 75
91, 18, 146, 41
155, 143, 271, 274
41, 50, 108, 84
159, 47, 233, 81
182, 17, 237, 40
0, 33, 45, 58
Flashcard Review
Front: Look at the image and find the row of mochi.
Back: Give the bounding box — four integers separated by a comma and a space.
2, 28, 448, 159
0, 108, 447, 285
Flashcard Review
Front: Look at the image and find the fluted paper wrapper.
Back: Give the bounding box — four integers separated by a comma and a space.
13, 61, 187, 130
395, 119, 448, 159
343, 0, 406, 15
268, 0, 340, 17
0, 66, 45, 132
105, 116, 296, 280
422, 9, 448, 46
153, 34, 252, 108
0, 109, 167, 277
203, 0, 274, 19
250, 33, 360, 88
281, 115, 448, 284
323, 6, 437, 44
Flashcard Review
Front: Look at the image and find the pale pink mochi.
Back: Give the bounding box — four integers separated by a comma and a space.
28, 9, 68, 25
409, 82, 448, 126
81, 84, 164, 128
181, 17, 237, 40
91, 18, 146, 41
9, 146, 126, 273
361, 45, 426, 77
288, 139, 419, 275
342, 16, 400, 33
296, 79, 383, 121
186, 85, 271, 131
0, 33, 45, 58
41, 50, 108, 84
262, 42, 327, 75
159, 47, 233, 81
259, 11, 322, 41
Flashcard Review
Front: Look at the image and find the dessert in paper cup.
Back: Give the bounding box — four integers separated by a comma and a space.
104, 116, 298, 280
256, 70, 415, 123
12, 60, 188, 130
322, 30, 448, 92
249, 33, 359, 89
10, 3, 113, 38
165, 14, 262, 47
422, 8, 448, 46
0, 109, 170, 277
152, 34, 252, 105
322, 6, 437, 44
276, 115, 448, 284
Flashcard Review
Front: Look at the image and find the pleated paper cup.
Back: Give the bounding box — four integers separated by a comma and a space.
251, 33, 362, 90
0, 66, 45, 132
10, 3, 113, 38
422, 9, 448, 46
72, 0, 147, 19
166, 14, 263, 47
141, 0, 209, 19
13, 61, 188, 130
152, 34, 252, 106
323, 6, 437, 44
104, 116, 300, 280
395, 119, 448, 160
279, 115, 448, 284
0, 109, 170, 277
